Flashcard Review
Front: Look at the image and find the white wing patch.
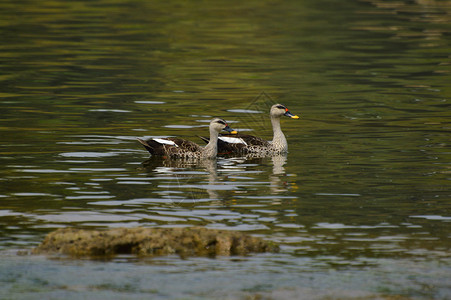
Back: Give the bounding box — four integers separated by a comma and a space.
219, 136, 248, 145
153, 138, 179, 147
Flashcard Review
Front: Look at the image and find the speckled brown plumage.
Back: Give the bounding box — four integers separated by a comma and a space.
199, 133, 270, 155
137, 118, 236, 159
199, 104, 299, 156
137, 138, 202, 157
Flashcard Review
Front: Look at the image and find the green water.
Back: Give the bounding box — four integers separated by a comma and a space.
0, 0, 450, 299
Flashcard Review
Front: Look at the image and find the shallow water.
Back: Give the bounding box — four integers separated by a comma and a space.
0, 0, 450, 299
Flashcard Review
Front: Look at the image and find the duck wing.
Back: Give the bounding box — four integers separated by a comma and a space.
222, 134, 269, 147
198, 134, 270, 154
137, 137, 202, 157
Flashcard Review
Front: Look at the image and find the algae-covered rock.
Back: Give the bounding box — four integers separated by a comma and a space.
32, 227, 279, 258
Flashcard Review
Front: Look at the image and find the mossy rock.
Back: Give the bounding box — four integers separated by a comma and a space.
32, 227, 279, 258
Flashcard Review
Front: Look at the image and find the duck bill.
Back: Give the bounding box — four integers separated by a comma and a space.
224, 125, 238, 134
284, 110, 299, 119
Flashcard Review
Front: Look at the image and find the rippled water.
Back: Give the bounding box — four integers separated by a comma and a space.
0, 0, 450, 299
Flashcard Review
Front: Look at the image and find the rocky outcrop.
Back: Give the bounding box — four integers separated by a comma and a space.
33, 227, 279, 258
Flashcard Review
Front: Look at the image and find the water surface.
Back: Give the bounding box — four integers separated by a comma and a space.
0, 0, 450, 299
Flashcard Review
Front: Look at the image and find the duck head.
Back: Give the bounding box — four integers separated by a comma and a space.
270, 104, 299, 119
210, 118, 237, 134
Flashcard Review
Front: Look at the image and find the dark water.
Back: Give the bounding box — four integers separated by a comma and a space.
0, 0, 450, 299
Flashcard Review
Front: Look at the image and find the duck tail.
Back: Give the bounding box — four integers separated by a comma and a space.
136, 138, 155, 154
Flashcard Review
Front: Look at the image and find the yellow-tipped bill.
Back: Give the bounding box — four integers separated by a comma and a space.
284, 110, 299, 119
223, 124, 237, 134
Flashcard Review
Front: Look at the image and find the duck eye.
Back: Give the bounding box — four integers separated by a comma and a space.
216, 120, 226, 125
276, 105, 285, 109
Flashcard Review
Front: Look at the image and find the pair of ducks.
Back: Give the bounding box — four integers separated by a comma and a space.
137, 104, 299, 159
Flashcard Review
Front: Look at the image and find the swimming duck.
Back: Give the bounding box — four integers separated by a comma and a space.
137, 118, 236, 159
199, 104, 299, 156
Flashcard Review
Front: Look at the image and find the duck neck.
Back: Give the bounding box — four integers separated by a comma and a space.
203, 128, 219, 158
271, 116, 287, 152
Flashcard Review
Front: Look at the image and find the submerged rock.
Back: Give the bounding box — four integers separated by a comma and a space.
32, 227, 279, 258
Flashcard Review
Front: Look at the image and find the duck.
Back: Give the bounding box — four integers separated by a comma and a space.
137, 118, 236, 159
199, 104, 299, 156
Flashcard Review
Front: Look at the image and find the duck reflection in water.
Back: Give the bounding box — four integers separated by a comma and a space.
139, 153, 293, 205
140, 157, 222, 204
270, 154, 289, 194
